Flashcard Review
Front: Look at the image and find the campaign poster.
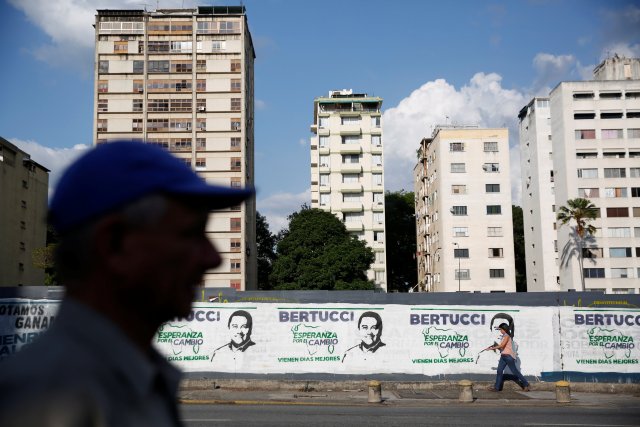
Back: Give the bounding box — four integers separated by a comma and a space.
559, 307, 640, 373
0, 299, 59, 361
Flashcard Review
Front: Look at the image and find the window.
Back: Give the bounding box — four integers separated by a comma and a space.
606, 207, 629, 217
98, 80, 108, 93
230, 239, 241, 252
635, 207, 640, 217
172, 61, 192, 73
97, 99, 108, 112
578, 168, 598, 178
628, 128, 640, 138
574, 112, 595, 120
371, 116, 381, 128
373, 173, 382, 185
148, 99, 169, 112
230, 218, 241, 232
319, 194, 330, 206
486, 205, 502, 215
230, 157, 241, 171
231, 98, 241, 111
319, 136, 329, 148
375, 271, 385, 282
575, 129, 595, 139
606, 227, 631, 238
230, 59, 241, 73
488, 227, 503, 237
489, 269, 505, 278
578, 188, 599, 198
451, 206, 467, 216
230, 178, 241, 188
374, 231, 384, 242
611, 268, 629, 279
373, 212, 384, 223
603, 152, 625, 158
604, 187, 627, 198
371, 135, 381, 146
231, 118, 241, 131
342, 154, 360, 164
341, 116, 361, 125
373, 192, 383, 204
132, 99, 142, 112
342, 173, 359, 184
631, 168, 640, 178
99, 60, 109, 73
455, 269, 470, 280
635, 227, 640, 238
601, 111, 623, 119
343, 193, 362, 202
576, 152, 597, 159
632, 188, 640, 197
582, 247, 603, 258
195, 158, 206, 169
483, 163, 499, 172
583, 268, 605, 279
451, 163, 466, 173
211, 40, 226, 52
97, 119, 107, 132
489, 248, 503, 258
318, 117, 328, 128
375, 252, 385, 263
602, 129, 623, 139
344, 212, 363, 223
573, 92, 594, 99
485, 184, 500, 193
454, 248, 469, 258
453, 227, 468, 237
484, 141, 498, 152
609, 248, 632, 258
604, 168, 626, 178
319, 174, 329, 186
147, 60, 169, 73
342, 135, 360, 144
452, 185, 466, 194
372, 154, 382, 165
319, 155, 329, 167
450, 142, 465, 152
230, 79, 241, 92
230, 259, 241, 273
114, 40, 128, 53
132, 118, 142, 132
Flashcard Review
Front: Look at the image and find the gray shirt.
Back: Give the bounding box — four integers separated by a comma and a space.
0, 298, 182, 427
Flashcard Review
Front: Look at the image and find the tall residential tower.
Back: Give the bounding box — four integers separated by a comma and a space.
310, 90, 387, 290
93, 6, 256, 290
414, 126, 516, 292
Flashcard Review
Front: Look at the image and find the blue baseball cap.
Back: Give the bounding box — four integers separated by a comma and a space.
49, 140, 254, 234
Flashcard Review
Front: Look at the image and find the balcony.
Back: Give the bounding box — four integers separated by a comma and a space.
340, 202, 363, 212
345, 222, 363, 231
338, 145, 362, 154
340, 183, 363, 193
340, 163, 362, 173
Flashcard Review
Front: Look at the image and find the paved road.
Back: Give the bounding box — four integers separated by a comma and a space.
180, 403, 640, 426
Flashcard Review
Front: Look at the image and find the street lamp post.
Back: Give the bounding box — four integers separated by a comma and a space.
453, 242, 461, 292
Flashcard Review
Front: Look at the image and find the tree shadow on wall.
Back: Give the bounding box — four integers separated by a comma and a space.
559, 229, 596, 290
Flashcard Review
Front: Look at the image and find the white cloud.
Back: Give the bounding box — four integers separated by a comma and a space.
599, 42, 640, 60
382, 73, 527, 205
9, 138, 89, 196
257, 188, 310, 233
7, 0, 186, 70
531, 53, 576, 95
255, 99, 266, 110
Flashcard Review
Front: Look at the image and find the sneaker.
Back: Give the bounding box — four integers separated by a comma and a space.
486, 386, 499, 392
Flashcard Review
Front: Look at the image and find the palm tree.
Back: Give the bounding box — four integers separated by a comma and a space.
556, 198, 598, 291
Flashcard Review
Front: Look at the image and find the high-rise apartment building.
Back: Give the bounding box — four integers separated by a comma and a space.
0, 137, 49, 286
414, 127, 516, 292
519, 56, 640, 293
518, 97, 559, 291
93, 6, 256, 290
310, 90, 387, 290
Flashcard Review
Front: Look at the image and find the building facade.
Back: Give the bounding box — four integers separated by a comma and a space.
518, 98, 560, 291
0, 137, 49, 286
414, 127, 516, 292
521, 56, 640, 293
93, 6, 256, 289
310, 90, 387, 290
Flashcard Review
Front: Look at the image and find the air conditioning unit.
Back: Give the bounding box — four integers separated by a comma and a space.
198, 107, 206, 112
482, 165, 489, 171
137, 88, 143, 93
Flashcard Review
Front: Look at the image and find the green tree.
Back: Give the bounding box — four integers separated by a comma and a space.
256, 211, 277, 290
269, 206, 375, 290
511, 205, 527, 292
32, 225, 59, 286
557, 198, 598, 291
385, 190, 417, 292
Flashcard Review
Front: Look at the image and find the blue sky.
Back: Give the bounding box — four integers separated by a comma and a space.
1, 0, 639, 231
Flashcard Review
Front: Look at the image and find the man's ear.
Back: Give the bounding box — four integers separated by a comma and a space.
92, 214, 130, 275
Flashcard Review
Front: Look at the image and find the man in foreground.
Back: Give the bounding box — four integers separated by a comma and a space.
0, 140, 254, 427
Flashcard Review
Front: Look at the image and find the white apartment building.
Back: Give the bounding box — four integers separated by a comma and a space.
310, 90, 387, 290
414, 126, 516, 292
93, 6, 256, 290
518, 98, 560, 291
520, 56, 640, 293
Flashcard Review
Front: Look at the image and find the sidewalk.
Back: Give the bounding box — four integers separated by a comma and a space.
178, 379, 640, 408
